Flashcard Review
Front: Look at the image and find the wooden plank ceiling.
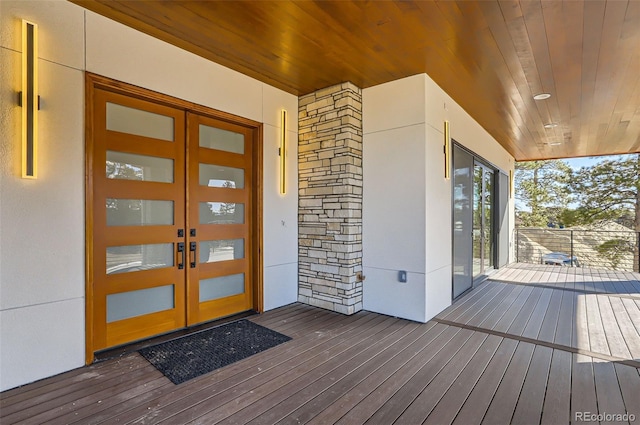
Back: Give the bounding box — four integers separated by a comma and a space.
71, 0, 640, 161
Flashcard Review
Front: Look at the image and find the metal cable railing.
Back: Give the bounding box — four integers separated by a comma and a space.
515, 227, 640, 272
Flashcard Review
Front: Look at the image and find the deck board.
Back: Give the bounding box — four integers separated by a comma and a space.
492, 285, 536, 333
476, 284, 525, 329
510, 345, 553, 425
480, 342, 536, 425
609, 296, 640, 359
592, 359, 629, 425
422, 334, 503, 425
278, 323, 435, 424
0, 353, 143, 410
334, 325, 464, 425
103, 311, 382, 424
450, 337, 519, 425
507, 287, 545, 335
573, 290, 592, 352
304, 323, 448, 425
521, 288, 554, 339
361, 329, 477, 425
540, 349, 572, 425
554, 289, 576, 347
229, 321, 422, 424
585, 294, 611, 355
1, 361, 160, 424
598, 295, 633, 359
571, 354, 599, 422
537, 289, 563, 342
135, 314, 396, 424
2, 264, 639, 425
392, 332, 490, 424
614, 363, 640, 421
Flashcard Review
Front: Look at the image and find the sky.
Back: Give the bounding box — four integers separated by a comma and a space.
563, 154, 636, 170
563, 156, 602, 170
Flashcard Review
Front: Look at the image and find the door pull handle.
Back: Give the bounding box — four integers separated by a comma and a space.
190, 241, 197, 268
177, 242, 185, 270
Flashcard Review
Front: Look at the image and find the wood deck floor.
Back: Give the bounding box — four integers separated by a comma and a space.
2, 264, 639, 424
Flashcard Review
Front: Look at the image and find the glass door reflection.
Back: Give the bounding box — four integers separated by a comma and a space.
472, 163, 495, 277
473, 165, 483, 277
452, 146, 474, 298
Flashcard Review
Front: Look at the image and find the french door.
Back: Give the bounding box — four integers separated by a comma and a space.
87, 77, 259, 358
186, 114, 254, 325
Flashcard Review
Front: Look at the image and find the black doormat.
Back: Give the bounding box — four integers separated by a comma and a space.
139, 320, 291, 384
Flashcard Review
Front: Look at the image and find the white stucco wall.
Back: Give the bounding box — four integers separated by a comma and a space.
0, 0, 298, 391
362, 74, 515, 323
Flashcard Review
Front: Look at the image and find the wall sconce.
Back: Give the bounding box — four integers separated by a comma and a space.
509, 169, 514, 198
279, 109, 287, 194
443, 120, 451, 179
20, 19, 38, 179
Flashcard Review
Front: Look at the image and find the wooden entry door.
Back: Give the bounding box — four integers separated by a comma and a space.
186, 114, 254, 325
87, 76, 261, 359
90, 88, 187, 351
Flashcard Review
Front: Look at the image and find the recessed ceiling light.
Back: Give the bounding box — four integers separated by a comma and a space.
533, 93, 551, 100
544, 123, 558, 129
548, 142, 562, 146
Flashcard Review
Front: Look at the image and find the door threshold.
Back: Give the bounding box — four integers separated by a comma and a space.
473, 267, 499, 286
94, 310, 258, 363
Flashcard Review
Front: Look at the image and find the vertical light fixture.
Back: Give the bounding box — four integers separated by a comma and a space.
443, 120, 451, 179
21, 19, 38, 179
279, 109, 287, 194
509, 169, 514, 198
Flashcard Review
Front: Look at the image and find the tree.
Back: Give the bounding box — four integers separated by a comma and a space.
570, 154, 640, 271
570, 155, 640, 228
514, 154, 640, 271
515, 160, 572, 227
219, 180, 237, 218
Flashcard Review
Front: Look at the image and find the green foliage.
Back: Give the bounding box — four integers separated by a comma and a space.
515, 160, 572, 226
557, 207, 596, 227
570, 154, 640, 231
515, 155, 640, 230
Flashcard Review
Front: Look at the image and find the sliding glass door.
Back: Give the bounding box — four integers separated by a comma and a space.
473, 164, 494, 277
452, 145, 498, 299
452, 146, 474, 298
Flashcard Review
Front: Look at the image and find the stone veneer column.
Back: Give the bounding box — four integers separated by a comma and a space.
298, 82, 363, 315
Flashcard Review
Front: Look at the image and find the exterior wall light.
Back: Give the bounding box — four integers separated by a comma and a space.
509, 169, 514, 198
444, 120, 451, 179
279, 109, 287, 194
20, 19, 38, 179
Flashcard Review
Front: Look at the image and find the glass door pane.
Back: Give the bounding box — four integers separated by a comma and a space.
472, 163, 496, 278
106, 199, 174, 226
473, 165, 483, 277
106, 102, 175, 141
452, 146, 474, 298
106, 151, 174, 183
107, 285, 175, 323
484, 169, 494, 270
